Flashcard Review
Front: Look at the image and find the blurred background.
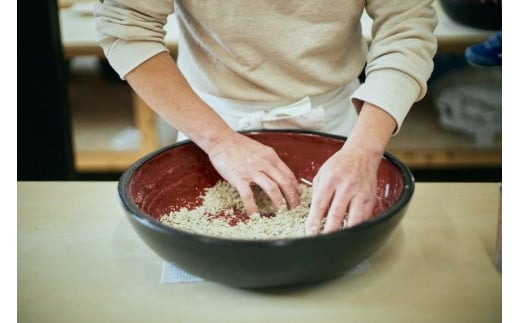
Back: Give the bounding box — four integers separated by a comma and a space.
18, 0, 502, 182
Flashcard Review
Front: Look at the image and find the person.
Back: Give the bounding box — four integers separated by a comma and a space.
94, 0, 437, 235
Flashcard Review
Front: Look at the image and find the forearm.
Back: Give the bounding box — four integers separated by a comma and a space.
342, 102, 396, 158
125, 52, 235, 153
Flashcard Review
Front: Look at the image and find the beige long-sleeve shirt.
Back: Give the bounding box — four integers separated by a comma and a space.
93, 0, 437, 130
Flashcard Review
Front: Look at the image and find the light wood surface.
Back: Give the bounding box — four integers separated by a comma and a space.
18, 182, 501, 322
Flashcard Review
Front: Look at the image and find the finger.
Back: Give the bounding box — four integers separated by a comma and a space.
252, 172, 286, 210
346, 195, 376, 228
263, 166, 301, 209
261, 154, 301, 209
235, 182, 258, 215
305, 182, 334, 235
322, 192, 351, 233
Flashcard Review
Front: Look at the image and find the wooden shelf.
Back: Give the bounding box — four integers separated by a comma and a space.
68, 58, 162, 173
387, 98, 501, 168
69, 60, 501, 173
74, 92, 160, 173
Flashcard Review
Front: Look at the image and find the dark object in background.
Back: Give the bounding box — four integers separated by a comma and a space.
118, 130, 415, 289
465, 32, 502, 67
18, 0, 76, 180
439, 0, 502, 30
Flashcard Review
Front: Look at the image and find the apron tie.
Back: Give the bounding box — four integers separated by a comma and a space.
175, 80, 360, 142
238, 97, 325, 130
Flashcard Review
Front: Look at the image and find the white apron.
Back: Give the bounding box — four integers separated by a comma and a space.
176, 79, 360, 142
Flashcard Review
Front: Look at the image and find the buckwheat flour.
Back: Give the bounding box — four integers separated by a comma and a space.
159, 180, 313, 240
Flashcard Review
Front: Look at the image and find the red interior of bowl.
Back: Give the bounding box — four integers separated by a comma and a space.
129, 132, 404, 220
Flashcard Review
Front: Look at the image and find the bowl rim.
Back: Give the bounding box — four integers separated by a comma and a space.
117, 129, 415, 245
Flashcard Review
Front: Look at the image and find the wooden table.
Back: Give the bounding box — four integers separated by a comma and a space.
18, 182, 501, 322
59, 1, 499, 172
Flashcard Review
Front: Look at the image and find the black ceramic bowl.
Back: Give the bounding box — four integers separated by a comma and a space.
118, 130, 414, 288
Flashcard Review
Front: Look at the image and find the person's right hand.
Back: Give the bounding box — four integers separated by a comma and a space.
207, 132, 301, 214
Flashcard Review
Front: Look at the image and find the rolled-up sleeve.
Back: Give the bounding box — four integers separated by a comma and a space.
351, 0, 438, 133
93, 0, 175, 79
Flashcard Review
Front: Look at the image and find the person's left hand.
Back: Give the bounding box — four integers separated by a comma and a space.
304, 142, 381, 235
